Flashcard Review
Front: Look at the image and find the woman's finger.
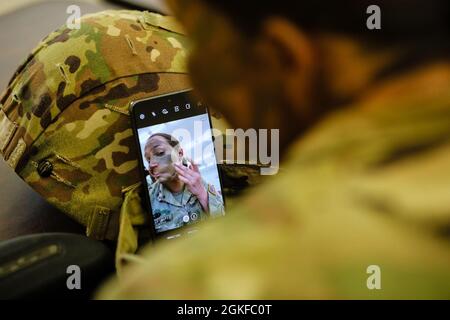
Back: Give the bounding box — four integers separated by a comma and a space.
177, 168, 195, 184
191, 162, 200, 173
174, 163, 188, 173
175, 169, 190, 182
175, 165, 192, 178
178, 174, 188, 183
175, 164, 195, 179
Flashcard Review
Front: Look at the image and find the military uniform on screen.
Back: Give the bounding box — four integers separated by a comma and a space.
149, 180, 224, 233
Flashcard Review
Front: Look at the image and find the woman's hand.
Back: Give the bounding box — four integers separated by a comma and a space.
174, 162, 209, 212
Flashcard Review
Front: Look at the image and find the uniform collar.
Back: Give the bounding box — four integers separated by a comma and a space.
157, 181, 195, 207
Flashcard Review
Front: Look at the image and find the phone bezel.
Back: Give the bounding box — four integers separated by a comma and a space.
130, 89, 226, 242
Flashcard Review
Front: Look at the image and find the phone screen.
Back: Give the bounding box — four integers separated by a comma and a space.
131, 90, 225, 240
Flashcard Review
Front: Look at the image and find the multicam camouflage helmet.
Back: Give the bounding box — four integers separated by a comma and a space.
0, 10, 192, 260
0, 9, 266, 266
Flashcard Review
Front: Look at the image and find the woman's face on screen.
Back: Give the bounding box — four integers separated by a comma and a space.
144, 135, 182, 183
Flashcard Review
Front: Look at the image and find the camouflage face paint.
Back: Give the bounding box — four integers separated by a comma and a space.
145, 135, 181, 183
149, 153, 178, 183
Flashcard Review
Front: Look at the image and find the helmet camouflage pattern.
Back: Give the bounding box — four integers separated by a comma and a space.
0, 10, 265, 265
0, 10, 191, 250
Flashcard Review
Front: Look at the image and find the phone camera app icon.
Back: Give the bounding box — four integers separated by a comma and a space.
139, 114, 145, 120
162, 109, 168, 115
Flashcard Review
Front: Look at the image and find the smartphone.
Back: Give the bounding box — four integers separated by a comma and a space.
130, 89, 225, 241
